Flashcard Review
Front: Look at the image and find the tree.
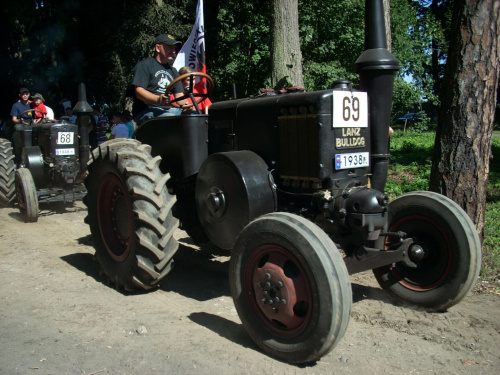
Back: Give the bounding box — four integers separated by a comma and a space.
271, 0, 304, 89
429, 0, 500, 237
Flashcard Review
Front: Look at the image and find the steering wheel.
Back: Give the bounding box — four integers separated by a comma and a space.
164, 72, 214, 109
19, 109, 45, 125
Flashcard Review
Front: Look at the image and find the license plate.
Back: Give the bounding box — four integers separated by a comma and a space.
335, 152, 369, 170
55, 148, 75, 156
332, 91, 368, 128
57, 132, 74, 145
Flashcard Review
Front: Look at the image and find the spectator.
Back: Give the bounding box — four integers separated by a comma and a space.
131, 33, 191, 123
109, 112, 129, 139
30, 93, 48, 121
120, 111, 135, 138
45, 104, 55, 120
65, 107, 77, 124
92, 106, 109, 147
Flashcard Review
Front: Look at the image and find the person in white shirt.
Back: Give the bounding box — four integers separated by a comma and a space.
45, 105, 55, 120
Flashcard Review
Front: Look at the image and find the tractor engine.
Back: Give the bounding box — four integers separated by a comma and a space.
207, 81, 389, 251
22, 122, 81, 187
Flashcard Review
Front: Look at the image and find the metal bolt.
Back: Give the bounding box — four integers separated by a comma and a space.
265, 273, 271, 280
268, 299, 273, 305
257, 282, 262, 288
261, 298, 266, 304
281, 299, 286, 305
265, 282, 271, 288
263, 291, 268, 296
277, 281, 283, 288
274, 297, 280, 303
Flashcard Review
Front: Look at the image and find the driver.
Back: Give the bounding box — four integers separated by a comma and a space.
9, 87, 33, 164
10, 87, 32, 125
131, 34, 191, 124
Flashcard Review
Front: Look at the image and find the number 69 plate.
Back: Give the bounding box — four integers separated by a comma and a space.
335, 152, 370, 170
332, 91, 368, 128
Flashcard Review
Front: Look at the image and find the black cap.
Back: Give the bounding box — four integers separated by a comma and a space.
19, 87, 29, 94
155, 34, 181, 46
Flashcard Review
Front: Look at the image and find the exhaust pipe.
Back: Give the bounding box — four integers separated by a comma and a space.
355, 0, 399, 192
73, 83, 93, 173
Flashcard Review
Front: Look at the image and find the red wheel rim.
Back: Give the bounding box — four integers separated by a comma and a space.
97, 173, 133, 262
387, 215, 452, 291
244, 245, 313, 338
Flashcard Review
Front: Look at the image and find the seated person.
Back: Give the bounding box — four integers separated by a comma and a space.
131, 33, 191, 124
10, 88, 33, 163
30, 93, 48, 120
175, 66, 213, 114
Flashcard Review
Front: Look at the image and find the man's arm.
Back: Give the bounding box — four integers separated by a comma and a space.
135, 86, 189, 107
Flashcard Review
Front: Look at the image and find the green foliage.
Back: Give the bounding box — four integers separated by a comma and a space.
392, 78, 424, 120
385, 130, 434, 199
207, 0, 271, 100
299, 0, 364, 91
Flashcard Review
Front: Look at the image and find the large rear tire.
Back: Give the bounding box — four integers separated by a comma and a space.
84, 139, 179, 292
15, 168, 38, 222
373, 191, 481, 311
230, 212, 351, 363
0, 138, 16, 206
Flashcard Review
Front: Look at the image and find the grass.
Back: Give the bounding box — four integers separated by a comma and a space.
386, 129, 499, 293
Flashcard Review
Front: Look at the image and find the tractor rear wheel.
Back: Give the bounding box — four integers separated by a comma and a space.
230, 212, 351, 363
84, 139, 179, 292
373, 191, 481, 311
0, 139, 16, 206
15, 168, 38, 222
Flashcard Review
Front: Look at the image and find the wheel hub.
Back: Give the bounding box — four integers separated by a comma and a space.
251, 250, 310, 331
98, 173, 133, 262
206, 187, 225, 217
409, 244, 425, 261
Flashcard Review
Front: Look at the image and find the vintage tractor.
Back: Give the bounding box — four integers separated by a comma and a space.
0, 85, 92, 222
83, 0, 481, 364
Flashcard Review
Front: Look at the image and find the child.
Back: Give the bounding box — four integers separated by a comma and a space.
109, 112, 129, 139
173, 66, 213, 114
30, 93, 48, 120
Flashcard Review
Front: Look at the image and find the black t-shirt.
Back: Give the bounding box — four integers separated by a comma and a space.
131, 57, 183, 110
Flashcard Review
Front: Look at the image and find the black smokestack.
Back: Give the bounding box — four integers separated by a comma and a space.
73, 83, 93, 174
354, 0, 399, 192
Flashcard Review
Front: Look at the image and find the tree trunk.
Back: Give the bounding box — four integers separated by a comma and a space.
429, 0, 500, 238
271, 0, 304, 89
383, 0, 391, 51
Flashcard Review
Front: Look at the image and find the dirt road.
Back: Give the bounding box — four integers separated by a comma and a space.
1, 201, 499, 374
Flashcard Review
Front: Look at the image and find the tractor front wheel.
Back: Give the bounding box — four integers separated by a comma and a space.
15, 168, 38, 222
373, 191, 481, 311
230, 212, 351, 363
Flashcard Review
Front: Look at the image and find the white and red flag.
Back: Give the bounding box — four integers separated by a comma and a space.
173, 0, 207, 93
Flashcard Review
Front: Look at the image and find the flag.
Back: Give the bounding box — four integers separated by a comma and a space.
173, 0, 207, 93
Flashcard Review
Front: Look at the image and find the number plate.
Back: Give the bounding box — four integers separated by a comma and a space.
335, 152, 369, 170
55, 148, 75, 156
57, 132, 74, 144
332, 91, 368, 128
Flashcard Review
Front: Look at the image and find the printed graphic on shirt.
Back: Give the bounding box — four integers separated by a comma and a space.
155, 70, 175, 93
